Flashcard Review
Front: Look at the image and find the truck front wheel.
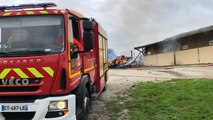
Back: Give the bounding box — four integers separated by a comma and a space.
81, 88, 90, 120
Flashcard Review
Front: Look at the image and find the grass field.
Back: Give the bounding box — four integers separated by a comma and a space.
109, 79, 213, 120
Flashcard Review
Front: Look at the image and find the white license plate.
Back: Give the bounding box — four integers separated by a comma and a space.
1, 105, 28, 112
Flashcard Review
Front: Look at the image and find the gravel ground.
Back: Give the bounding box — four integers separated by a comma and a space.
88, 65, 213, 120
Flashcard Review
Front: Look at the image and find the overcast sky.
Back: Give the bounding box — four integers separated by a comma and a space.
1, 0, 213, 56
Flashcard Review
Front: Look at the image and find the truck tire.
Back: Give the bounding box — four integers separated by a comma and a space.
81, 87, 90, 120
75, 76, 91, 120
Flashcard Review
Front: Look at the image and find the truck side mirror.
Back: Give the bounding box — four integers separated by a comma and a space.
83, 19, 94, 51
83, 19, 94, 30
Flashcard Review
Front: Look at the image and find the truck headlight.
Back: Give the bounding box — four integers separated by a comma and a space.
46, 100, 69, 118
49, 100, 68, 110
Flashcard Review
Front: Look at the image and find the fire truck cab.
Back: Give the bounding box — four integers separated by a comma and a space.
0, 3, 108, 120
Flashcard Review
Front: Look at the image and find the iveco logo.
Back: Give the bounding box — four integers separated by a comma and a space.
0, 78, 29, 85
0, 59, 41, 65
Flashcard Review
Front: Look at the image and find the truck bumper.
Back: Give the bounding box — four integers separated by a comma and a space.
0, 95, 76, 120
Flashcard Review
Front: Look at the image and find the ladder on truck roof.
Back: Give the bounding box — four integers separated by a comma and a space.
0, 3, 56, 12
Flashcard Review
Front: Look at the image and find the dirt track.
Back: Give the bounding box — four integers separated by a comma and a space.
88, 65, 213, 120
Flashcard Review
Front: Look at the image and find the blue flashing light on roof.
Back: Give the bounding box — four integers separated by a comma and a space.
0, 3, 56, 12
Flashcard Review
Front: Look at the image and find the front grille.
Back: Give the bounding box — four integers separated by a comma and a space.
0, 78, 41, 92
0, 78, 41, 85
0, 96, 38, 103
0, 86, 39, 92
2, 112, 35, 120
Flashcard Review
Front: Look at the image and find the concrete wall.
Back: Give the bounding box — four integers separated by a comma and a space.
157, 52, 175, 66
175, 48, 199, 65
143, 54, 157, 66
199, 46, 213, 63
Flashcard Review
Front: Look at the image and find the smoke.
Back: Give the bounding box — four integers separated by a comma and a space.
97, 0, 213, 55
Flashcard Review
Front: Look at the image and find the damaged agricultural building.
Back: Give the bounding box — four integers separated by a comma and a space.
135, 25, 213, 66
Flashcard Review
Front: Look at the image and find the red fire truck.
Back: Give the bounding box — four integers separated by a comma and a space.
0, 3, 108, 120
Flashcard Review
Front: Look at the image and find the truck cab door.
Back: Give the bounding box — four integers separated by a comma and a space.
69, 18, 82, 79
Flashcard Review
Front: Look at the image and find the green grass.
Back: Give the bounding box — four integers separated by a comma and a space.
109, 79, 213, 120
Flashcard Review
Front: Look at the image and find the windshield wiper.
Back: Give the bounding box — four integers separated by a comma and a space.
0, 52, 10, 57
0, 49, 57, 57
0, 49, 52, 57
25, 49, 52, 54
8, 49, 52, 55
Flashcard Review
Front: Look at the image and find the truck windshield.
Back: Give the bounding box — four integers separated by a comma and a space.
0, 15, 65, 57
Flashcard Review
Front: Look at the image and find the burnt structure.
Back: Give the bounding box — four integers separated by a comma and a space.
135, 25, 213, 66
